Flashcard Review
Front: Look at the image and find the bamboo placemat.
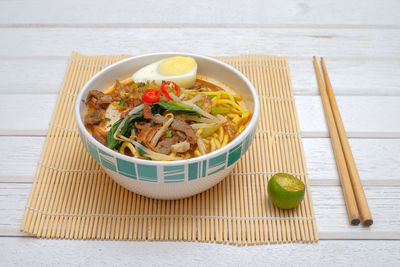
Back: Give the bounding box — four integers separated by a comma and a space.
21, 52, 318, 244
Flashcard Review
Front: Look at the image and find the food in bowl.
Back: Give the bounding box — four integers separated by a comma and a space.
83, 56, 252, 161
75, 53, 259, 199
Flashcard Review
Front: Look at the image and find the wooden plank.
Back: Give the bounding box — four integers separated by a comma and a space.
2, 58, 399, 96
314, 186, 400, 239
0, 58, 67, 94
0, 137, 44, 181
0, 28, 399, 58
1, 94, 399, 137
303, 138, 400, 185
295, 96, 400, 138
289, 58, 400, 96
1, 0, 399, 26
1, 136, 399, 185
0, 184, 399, 239
0, 238, 399, 266
0, 94, 56, 136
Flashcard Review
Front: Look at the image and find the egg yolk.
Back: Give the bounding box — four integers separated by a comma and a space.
158, 56, 196, 76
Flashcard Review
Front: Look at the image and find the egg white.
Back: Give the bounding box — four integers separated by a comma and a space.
132, 57, 197, 88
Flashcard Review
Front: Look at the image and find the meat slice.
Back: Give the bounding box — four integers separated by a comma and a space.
171, 119, 197, 144
86, 90, 103, 104
171, 141, 191, 153
174, 130, 187, 142
112, 81, 141, 107
195, 94, 212, 113
223, 120, 238, 139
137, 124, 152, 142
135, 121, 150, 130
92, 129, 106, 145
143, 103, 152, 119
126, 88, 141, 107
137, 124, 162, 150
155, 136, 179, 154
152, 114, 164, 124
86, 90, 112, 109
95, 94, 113, 109
84, 109, 103, 125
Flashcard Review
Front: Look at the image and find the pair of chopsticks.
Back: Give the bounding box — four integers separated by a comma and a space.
313, 57, 373, 226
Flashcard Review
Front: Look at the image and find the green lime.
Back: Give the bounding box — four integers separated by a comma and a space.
268, 173, 305, 209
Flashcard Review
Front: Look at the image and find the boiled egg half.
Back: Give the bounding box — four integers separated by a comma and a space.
132, 56, 197, 88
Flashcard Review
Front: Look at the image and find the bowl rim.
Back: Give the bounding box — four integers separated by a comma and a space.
75, 52, 260, 166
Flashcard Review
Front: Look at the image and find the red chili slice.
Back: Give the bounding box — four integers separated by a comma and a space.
142, 89, 160, 103
160, 81, 181, 100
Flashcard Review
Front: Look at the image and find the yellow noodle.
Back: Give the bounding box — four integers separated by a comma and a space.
211, 97, 218, 106
238, 101, 249, 113
218, 127, 224, 142
184, 91, 198, 95
236, 112, 251, 126
229, 114, 241, 124
210, 139, 216, 152
233, 95, 243, 101
228, 108, 242, 114
227, 113, 237, 119
214, 138, 221, 149
203, 142, 210, 154
194, 149, 201, 157
238, 125, 246, 135
221, 134, 229, 147
217, 99, 244, 113
166, 152, 182, 160
242, 112, 251, 120
211, 94, 221, 106
220, 103, 230, 108
119, 142, 137, 156
201, 91, 221, 95
204, 91, 235, 102
221, 92, 235, 101
218, 103, 241, 114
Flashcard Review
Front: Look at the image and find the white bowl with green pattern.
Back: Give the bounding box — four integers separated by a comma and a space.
75, 52, 260, 199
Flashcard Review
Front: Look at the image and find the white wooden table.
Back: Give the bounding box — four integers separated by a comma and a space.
1, 1, 400, 266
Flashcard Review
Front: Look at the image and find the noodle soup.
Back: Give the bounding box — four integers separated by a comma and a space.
84, 57, 252, 161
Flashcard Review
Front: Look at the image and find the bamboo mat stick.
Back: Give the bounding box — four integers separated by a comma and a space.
320, 58, 373, 226
259, 59, 274, 243
264, 56, 279, 243
253, 56, 268, 243
274, 57, 290, 243
276, 58, 296, 242
280, 56, 315, 241
313, 56, 360, 225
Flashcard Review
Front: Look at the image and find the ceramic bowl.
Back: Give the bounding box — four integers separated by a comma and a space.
75, 52, 260, 199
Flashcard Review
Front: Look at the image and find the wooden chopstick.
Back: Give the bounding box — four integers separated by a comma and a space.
313, 56, 361, 225
320, 58, 373, 226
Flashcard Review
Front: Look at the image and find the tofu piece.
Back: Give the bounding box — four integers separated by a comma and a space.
104, 103, 121, 130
